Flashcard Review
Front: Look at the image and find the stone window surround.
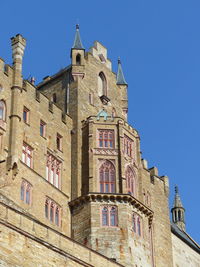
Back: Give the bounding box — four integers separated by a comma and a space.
101, 205, 118, 227
45, 197, 61, 227
20, 179, 32, 205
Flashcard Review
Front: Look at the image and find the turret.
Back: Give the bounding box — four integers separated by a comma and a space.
171, 186, 186, 231
8, 34, 26, 169
116, 58, 128, 120
11, 34, 26, 87
71, 24, 85, 69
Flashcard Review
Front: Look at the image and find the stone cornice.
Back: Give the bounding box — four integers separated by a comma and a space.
69, 193, 153, 224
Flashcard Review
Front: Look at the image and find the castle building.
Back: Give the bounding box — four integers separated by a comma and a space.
0, 26, 199, 267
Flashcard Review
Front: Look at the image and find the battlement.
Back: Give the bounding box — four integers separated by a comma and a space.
22, 80, 72, 126
0, 198, 123, 267
89, 41, 112, 70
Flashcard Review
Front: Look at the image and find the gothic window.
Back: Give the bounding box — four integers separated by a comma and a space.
132, 214, 136, 232
45, 198, 61, 227
102, 207, 108, 226
126, 166, 136, 196
22, 142, 33, 168
132, 213, 142, 236
56, 133, 63, 151
98, 72, 107, 96
101, 206, 118, 227
20, 180, 32, 205
110, 207, 118, 226
46, 152, 61, 188
98, 130, 114, 148
99, 160, 115, 193
40, 120, 46, 137
76, 54, 81, 65
146, 191, 151, 207
0, 100, 6, 121
123, 135, 133, 157
23, 106, 30, 124
137, 216, 141, 236
52, 93, 57, 103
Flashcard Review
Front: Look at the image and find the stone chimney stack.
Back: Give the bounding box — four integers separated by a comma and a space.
11, 34, 26, 87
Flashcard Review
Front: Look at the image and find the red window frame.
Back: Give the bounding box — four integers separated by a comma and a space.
45, 198, 61, 227
21, 180, 32, 205
124, 134, 133, 157
98, 130, 114, 148
132, 213, 142, 236
22, 142, 33, 168
99, 160, 115, 193
126, 166, 136, 196
46, 153, 61, 189
101, 206, 118, 227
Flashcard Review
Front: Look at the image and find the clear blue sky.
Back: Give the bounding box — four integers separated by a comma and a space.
1, 1, 200, 243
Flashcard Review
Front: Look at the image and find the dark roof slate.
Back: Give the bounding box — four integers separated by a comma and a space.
171, 222, 200, 254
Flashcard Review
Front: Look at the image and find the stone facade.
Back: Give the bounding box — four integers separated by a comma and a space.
0, 28, 199, 266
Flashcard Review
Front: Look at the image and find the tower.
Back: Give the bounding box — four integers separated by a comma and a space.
171, 186, 185, 231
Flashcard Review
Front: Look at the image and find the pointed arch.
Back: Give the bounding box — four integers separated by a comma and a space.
125, 166, 136, 196
99, 160, 115, 193
98, 72, 107, 96
0, 100, 6, 121
76, 53, 81, 65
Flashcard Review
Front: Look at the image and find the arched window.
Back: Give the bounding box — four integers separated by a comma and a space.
50, 202, 54, 222
126, 166, 136, 196
132, 214, 136, 232
45, 199, 49, 218
52, 93, 57, 103
146, 191, 151, 207
76, 54, 81, 65
137, 217, 141, 236
20, 180, 32, 205
26, 184, 31, 204
55, 206, 60, 226
102, 207, 108, 226
99, 160, 115, 193
0, 100, 6, 121
98, 72, 107, 96
110, 207, 118, 226
178, 210, 181, 221
101, 206, 118, 227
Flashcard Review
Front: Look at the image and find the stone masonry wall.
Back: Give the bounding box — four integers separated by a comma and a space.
0, 200, 123, 267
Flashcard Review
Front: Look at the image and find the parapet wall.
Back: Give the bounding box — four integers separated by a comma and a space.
0, 198, 123, 267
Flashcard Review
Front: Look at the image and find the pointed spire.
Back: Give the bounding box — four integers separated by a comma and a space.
171, 186, 186, 231
173, 185, 184, 208
72, 24, 84, 50
116, 58, 127, 85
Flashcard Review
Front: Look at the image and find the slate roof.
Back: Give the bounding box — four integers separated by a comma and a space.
171, 222, 200, 254
72, 24, 84, 50
116, 58, 127, 85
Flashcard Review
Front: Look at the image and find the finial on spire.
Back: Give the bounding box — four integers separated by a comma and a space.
171, 185, 186, 231
175, 185, 178, 194
72, 24, 84, 50
116, 57, 127, 85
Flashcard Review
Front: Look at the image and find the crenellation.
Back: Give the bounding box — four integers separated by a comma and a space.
0, 28, 199, 267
